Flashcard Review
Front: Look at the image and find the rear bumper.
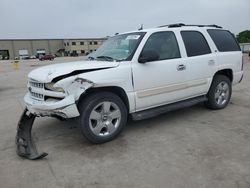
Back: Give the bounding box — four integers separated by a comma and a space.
24, 93, 80, 118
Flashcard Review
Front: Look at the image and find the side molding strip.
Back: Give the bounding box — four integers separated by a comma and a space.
137, 79, 207, 98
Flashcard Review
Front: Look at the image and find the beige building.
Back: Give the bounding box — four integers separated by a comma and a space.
0, 38, 107, 60
63, 38, 106, 56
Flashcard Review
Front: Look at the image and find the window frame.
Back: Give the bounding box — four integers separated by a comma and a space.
181, 30, 212, 57
139, 31, 181, 62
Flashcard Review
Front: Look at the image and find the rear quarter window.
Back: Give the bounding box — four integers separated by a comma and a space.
181, 31, 211, 57
207, 29, 241, 52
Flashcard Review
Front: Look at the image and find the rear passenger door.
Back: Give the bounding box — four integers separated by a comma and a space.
180, 30, 216, 97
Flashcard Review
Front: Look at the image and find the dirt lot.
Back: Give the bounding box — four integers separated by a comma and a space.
0, 55, 250, 188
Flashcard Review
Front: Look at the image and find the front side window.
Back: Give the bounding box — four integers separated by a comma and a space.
181, 31, 211, 57
207, 29, 241, 52
88, 32, 146, 61
142, 31, 181, 61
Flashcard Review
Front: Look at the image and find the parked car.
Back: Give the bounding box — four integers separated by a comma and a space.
70, 51, 78, 57
30, 55, 37, 59
17, 24, 243, 159
39, 54, 54, 61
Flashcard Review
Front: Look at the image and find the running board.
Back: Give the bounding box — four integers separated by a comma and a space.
131, 96, 207, 121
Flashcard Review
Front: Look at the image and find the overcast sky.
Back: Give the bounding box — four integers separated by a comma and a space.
0, 0, 249, 39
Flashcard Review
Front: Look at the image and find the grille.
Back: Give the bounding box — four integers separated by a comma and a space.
28, 80, 44, 100
30, 91, 44, 100
29, 81, 44, 88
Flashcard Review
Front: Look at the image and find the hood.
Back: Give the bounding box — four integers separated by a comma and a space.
28, 60, 120, 83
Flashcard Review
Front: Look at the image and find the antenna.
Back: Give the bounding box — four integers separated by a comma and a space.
138, 24, 143, 31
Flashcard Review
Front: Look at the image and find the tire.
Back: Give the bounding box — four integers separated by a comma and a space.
78, 92, 128, 144
205, 74, 232, 109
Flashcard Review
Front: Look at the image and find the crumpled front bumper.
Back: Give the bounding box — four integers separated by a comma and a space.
16, 94, 81, 160
16, 109, 48, 160
17, 93, 81, 160
24, 93, 80, 118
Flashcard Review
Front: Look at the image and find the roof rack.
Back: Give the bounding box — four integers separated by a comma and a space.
158, 23, 222, 29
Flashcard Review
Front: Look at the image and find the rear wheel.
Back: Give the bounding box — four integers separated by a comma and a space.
78, 92, 127, 144
205, 75, 232, 109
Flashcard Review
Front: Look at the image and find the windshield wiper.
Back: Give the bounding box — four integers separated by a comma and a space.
88, 56, 95, 60
96, 56, 117, 61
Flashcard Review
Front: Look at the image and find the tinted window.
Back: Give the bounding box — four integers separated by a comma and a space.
207, 29, 241, 52
142, 31, 181, 61
181, 31, 211, 57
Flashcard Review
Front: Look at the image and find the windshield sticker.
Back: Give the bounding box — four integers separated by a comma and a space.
126, 35, 141, 40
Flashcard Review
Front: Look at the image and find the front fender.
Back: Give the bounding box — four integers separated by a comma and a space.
54, 77, 94, 101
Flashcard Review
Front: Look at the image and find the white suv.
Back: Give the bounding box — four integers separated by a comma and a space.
17, 24, 243, 159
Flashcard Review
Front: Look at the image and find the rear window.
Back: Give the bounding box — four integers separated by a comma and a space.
207, 29, 241, 52
181, 31, 211, 57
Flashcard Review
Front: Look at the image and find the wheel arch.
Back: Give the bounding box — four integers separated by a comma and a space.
77, 86, 130, 112
214, 69, 233, 82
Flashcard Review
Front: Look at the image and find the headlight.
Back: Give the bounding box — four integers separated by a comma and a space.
45, 82, 65, 93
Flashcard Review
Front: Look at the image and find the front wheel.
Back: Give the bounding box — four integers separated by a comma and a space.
78, 92, 127, 144
205, 75, 232, 109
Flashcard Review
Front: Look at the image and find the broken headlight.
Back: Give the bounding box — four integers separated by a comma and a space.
45, 82, 65, 93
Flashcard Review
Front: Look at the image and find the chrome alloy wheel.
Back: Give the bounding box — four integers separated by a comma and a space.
89, 101, 121, 137
215, 81, 230, 106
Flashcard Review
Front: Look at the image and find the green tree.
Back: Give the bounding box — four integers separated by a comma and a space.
236, 30, 250, 43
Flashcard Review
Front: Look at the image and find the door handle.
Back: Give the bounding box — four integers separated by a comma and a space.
177, 64, 186, 71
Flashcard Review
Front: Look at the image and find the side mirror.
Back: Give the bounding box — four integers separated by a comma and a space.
138, 50, 159, 63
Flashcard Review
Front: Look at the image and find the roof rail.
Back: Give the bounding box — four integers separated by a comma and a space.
158, 23, 223, 29
158, 23, 185, 28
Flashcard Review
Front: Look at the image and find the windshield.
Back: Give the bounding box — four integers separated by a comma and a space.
88, 32, 146, 61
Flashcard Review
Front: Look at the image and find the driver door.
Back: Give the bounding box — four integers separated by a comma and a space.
132, 31, 189, 111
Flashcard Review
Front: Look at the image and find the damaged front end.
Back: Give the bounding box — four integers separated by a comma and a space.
16, 78, 94, 160
16, 109, 48, 160
16, 61, 115, 160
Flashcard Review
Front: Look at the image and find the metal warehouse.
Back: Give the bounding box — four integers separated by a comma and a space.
0, 38, 107, 60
